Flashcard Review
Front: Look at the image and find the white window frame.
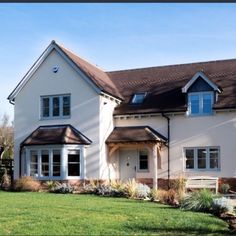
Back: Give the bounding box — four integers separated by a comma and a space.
187, 91, 214, 116
67, 150, 81, 177
40, 94, 71, 120
183, 146, 220, 171
25, 145, 85, 180
137, 149, 149, 172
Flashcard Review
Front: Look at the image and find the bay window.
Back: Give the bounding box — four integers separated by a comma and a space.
27, 147, 82, 179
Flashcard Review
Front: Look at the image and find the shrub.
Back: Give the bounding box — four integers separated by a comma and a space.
43, 181, 60, 191
181, 189, 215, 213
83, 179, 99, 194
1, 168, 11, 190
220, 184, 230, 194
135, 183, 151, 199
171, 177, 186, 201
96, 185, 125, 197
110, 180, 126, 192
50, 183, 74, 194
124, 179, 138, 198
150, 189, 178, 206
212, 197, 234, 216
150, 189, 160, 201
14, 176, 41, 192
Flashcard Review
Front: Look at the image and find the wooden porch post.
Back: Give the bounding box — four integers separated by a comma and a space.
152, 144, 158, 190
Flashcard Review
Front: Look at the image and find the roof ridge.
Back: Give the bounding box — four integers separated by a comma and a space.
106, 57, 236, 74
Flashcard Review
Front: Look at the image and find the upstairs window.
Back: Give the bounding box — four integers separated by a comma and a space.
131, 93, 146, 104
188, 92, 213, 116
41, 94, 70, 119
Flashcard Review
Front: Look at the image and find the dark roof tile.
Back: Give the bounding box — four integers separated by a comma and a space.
106, 126, 167, 143
21, 125, 92, 146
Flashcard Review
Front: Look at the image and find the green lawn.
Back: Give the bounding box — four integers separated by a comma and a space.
0, 191, 233, 235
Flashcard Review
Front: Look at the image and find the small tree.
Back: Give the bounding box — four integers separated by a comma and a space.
0, 114, 13, 159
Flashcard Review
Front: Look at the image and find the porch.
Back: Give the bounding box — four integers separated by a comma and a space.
106, 126, 167, 190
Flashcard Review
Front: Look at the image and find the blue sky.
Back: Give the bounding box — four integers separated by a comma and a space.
1, 3, 236, 122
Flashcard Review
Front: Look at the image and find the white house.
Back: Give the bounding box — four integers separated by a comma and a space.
8, 40, 236, 190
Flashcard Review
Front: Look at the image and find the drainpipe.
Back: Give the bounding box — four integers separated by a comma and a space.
162, 113, 170, 189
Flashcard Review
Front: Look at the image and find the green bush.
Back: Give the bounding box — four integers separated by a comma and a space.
181, 189, 215, 213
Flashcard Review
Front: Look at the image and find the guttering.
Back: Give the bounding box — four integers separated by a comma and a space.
162, 113, 170, 189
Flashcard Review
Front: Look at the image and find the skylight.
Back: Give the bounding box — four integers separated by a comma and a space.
131, 93, 146, 104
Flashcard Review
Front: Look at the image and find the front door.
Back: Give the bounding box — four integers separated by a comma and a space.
119, 149, 137, 181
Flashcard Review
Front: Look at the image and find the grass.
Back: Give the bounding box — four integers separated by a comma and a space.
0, 191, 233, 235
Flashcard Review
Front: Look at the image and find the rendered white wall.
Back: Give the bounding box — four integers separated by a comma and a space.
99, 96, 118, 179
114, 112, 236, 179
14, 49, 100, 179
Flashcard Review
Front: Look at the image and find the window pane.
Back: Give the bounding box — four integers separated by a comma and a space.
63, 96, 70, 116
185, 149, 194, 169
42, 98, 50, 117
41, 150, 49, 177
197, 149, 206, 169
68, 152, 80, 176
132, 93, 146, 104
203, 94, 212, 114
30, 150, 38, 177
139, 150, 148, 170
210, 148, 219, 169
53, 150, 61, 176
190, 95, 200, 114
53, 97, 60, 116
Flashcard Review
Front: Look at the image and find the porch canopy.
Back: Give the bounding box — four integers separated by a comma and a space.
21, 124, 92, 146
106, 126, 167, 190
106, 126, 167, 144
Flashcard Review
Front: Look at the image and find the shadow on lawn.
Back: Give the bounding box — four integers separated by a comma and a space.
125, 225, 234, 236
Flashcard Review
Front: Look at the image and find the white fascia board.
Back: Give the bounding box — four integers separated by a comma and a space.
8, 43, 54, 103
8, 41, 101, 104
182, 71, 221, 93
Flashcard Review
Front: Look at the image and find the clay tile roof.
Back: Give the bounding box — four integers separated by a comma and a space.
21, 125, 92, 146
55, 42, 123, 100
106, 126, 167, 144
107, 58, 236, 115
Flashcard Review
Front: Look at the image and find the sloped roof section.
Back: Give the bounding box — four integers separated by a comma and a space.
56, 42, 123, 100
106, 126, 167, 144
8, 40, 123, 103
21, 125, 92, 146
107, 58, 236, 115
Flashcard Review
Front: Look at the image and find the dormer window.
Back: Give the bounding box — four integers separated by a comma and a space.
182, 71, 221, 117
188, 92, 213, 116
131, 93, 146, 104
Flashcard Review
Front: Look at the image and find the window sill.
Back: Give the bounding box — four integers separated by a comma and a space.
40, 116, 71, 121
184, 169, 220, 172
137, 169, 149, 173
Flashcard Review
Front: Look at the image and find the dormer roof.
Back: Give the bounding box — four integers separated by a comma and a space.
181, 71, 222, 93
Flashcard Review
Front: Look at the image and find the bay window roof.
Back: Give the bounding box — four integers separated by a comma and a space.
21, 125, 92, 146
